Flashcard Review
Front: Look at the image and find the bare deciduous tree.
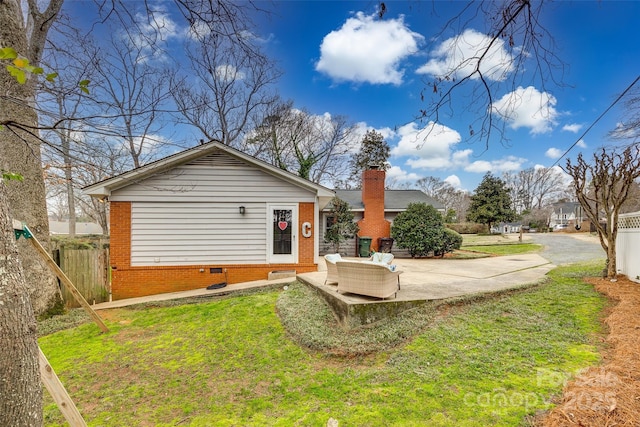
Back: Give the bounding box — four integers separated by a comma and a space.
173, 17, 280, 147
39, 28, 93, 237
89, 30, 176, 168
502, 167, 566, 214
565, 146, 640, 278
415, 176, 469, 221
246, 100, 356, 183
610, 85, 640, 142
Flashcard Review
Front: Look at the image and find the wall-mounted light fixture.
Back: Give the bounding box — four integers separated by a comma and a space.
239, 206, 245, 215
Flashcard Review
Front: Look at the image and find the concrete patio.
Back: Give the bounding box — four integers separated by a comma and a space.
93, 252, 555, 329
297, 253, 555, 327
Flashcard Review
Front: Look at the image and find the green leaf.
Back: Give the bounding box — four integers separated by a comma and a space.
79, 79, 90, 94
1, 171, 24, 181
30, 66, 44, 75
0, 47, 18, 60
46, 72, 58, 82
7, 65, 26, 84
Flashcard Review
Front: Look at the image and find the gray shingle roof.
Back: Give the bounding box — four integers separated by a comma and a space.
552, 201, 581, 214
327, 189, 444, 211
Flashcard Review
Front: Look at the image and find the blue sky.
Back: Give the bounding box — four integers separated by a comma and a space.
250, 1, 640, 191
62, 1, 640, 192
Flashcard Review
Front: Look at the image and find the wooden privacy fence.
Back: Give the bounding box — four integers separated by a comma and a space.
54, 247, 110, 307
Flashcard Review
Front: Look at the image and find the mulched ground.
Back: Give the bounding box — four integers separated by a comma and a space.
539, 276, 640, 427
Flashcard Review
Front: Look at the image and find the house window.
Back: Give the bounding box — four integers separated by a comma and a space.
326, 215, 335, 230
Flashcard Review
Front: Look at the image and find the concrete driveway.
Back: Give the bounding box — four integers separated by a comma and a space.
526, 232, 605, 265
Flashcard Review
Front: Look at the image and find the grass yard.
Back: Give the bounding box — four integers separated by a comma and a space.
39, 260, 607, 426
462, 243, 542, 256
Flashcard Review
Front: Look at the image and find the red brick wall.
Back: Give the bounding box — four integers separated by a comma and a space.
298, 202, 315, 263
108, 201, 318, 300
357, 169, 391, 252
110, 201, 131, 267
109, 262, 317, 300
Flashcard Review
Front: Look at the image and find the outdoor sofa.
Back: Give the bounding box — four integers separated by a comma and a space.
335, 260, 401, 299
323, 254, 343, 285
323, 252, 395, 286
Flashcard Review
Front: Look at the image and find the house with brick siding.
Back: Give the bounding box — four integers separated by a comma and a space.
84, 141, 334, 300
320, 167, 445, 257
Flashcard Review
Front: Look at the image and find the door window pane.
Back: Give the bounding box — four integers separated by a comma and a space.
273, 209, 292, 255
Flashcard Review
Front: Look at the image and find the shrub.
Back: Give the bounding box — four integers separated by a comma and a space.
446, 222, 488, 234
433, 228, 463, 257
392, 203, 445, 258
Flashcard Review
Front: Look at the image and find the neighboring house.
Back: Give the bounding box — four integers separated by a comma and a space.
551, 201, 580, 228
49, 220, 104, 235
550, 201, 590, 231
491, 222, 522, 234
83, 142, 334, 300
321, 167, 445, 256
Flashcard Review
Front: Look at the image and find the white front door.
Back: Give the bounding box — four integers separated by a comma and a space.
268, 204, 297, 264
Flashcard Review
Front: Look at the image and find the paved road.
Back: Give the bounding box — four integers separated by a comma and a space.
527, 233, 605, 265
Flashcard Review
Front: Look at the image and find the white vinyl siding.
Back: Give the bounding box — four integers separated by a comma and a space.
110, 152, 314, 203
112, 151, 319, 266
131, 202, 267, 266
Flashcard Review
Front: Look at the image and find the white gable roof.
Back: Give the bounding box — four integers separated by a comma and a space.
83, 141, 335, 204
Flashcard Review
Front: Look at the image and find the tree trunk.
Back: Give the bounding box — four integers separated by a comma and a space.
0, 0, 64, 316
607, 242, 617, 278
0, 183, 43, 426
63, 133, 76, 238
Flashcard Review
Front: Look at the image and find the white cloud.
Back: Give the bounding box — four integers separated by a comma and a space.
451, 149, 472, 165
125, 9, 183, 62
353, 122, 395, 141
444, 174, 462, 189
545, 147, 563, 159
215, 65, 245, 82
391, 121, 462, 169
386, 165, 420, 182
316, 12, 423, 85
562, 123, 583, 133
492, 86, 558, 134
464, 156, 526, 173
464, 160, 492, 173
553, 165, 574, 186
417, 29, 515, 82
576, 139, 587, 148
387, 121, 525, 178
188, 20, 210, 40
610, 122, 640, 140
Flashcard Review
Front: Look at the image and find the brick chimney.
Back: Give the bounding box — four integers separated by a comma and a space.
357, 166, 391, 252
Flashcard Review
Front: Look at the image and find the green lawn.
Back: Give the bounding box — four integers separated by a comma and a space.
462, 243, 542, 255
40, 261, 607, 426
